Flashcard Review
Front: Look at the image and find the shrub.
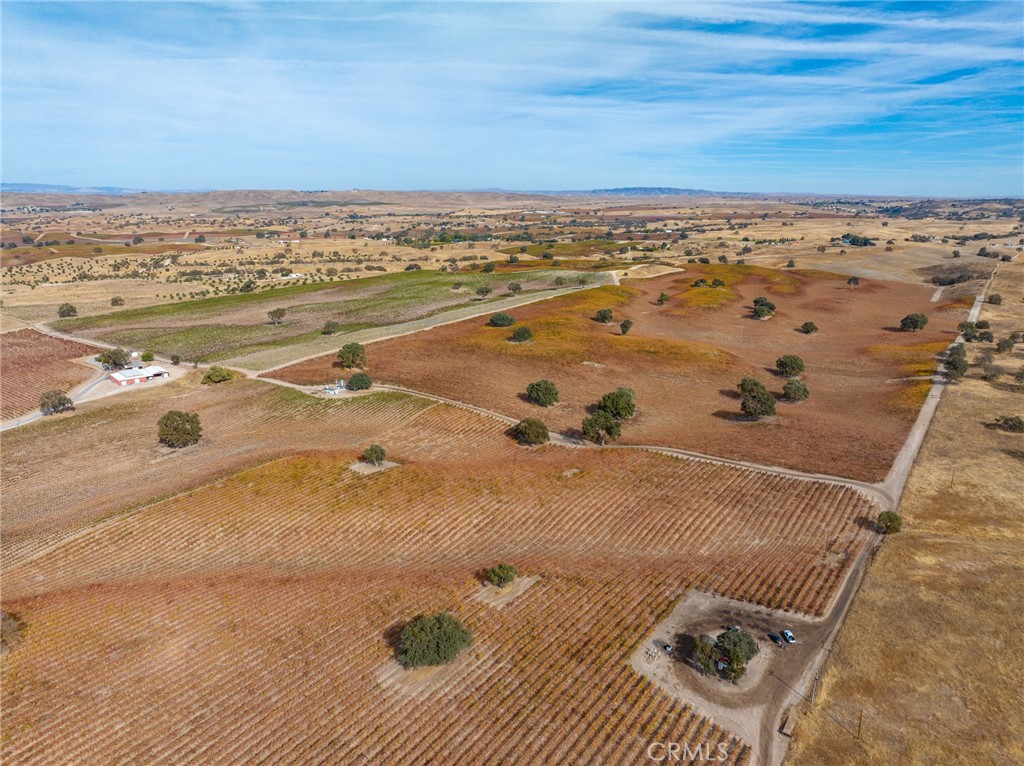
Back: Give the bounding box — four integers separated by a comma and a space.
201, 366, 233, 384
489, 312, 515, 328
783, 379, 810, 401
486, 564, 519, 588
362, 444, 386, 465
847, 277, 860, 287
510, 326, 533, 342
96, 348, 130, 369
975, 320, 990, 330
347, 372, 372, 390
110, 296, 125, 307
786, 259, 796, 268
620, 319, 634, 336
482, 262, 496, 273
715, 628, 760, 681
693, 278, 709, 288
157, 410, 202, 448
656, 292, 670, 305
995, 415, 1024, 433
39, 389, 73, 416
900, 313, 928, 332
752, 297, 775, 319
398, 613, 473, 669
267, 307, 286, 325
525, 379, 559, 406
508, 254, 519, 263
1015, 366, 1024, 385
507, 282, 522, 294
738, 377, 776, 418
140, 351, 155, 363
711, 278, 726, 288
597, 387, 636, 419
57, 303, 77, 318
877, 511, 903, 534
776, 354, 805, 377
988, 294, 1002, 305
943, 354, 968, 382
978, 331, 994, 343
800, 322, 818, 334
594, 308, 613, 323
170, 354, 182, 365
337, 342, 367, 368
476, 286, 493, 298
948, 342, 967, 361
513, 418, 549, 445
582, 410, 621, 444
322, 320, 342, 335
996, 338, 1015, 354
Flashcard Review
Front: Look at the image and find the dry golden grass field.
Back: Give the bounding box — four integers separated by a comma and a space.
789, 263, 1024, 765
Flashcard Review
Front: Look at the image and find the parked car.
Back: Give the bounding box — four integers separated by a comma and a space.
781, 629, 796, 644
729, 625, 741, 632
768, 632, 783, 646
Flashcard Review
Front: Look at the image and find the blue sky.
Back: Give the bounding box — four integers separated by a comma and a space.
2, 1, 1021, 196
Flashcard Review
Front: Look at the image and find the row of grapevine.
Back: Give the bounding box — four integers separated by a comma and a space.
0, 329, 101, 419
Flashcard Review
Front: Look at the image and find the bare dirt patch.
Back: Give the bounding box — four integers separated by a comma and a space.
376, 656, 469, 697
470, 575, 540, 608
349, 459, 401, 475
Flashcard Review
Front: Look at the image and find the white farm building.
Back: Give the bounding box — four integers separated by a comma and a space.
108, 365, 170, 387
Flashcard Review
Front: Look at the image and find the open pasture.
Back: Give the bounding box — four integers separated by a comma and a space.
271, 266, 962, 481
2, 404, 877, 764
0, 329, 102, 419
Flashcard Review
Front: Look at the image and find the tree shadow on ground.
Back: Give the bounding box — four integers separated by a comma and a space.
855, 516, 880, 532
383, 620, 410, 657
712, 409, 744, 421
560, 427, 586, 442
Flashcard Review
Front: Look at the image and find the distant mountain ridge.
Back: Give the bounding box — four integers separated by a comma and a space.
558, 187, 721, 196
3, 183, 755, 198
1, 183, 210, 195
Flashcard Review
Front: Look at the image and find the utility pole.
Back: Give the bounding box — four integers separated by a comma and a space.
858, 709, 864, 740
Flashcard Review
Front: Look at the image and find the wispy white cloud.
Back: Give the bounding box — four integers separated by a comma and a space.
1, 1, 1020, 195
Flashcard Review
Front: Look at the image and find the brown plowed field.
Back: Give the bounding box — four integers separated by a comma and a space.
270, 265, 961, 481
0, 329, 102, 418
3, 405, 877, 765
